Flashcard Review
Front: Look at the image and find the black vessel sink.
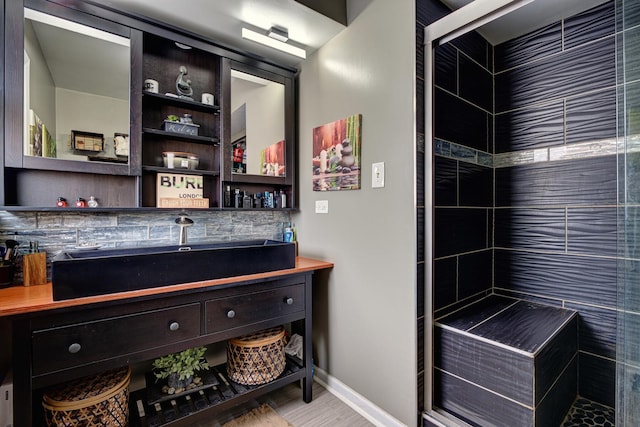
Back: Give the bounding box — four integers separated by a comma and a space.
51, 240, 296, 301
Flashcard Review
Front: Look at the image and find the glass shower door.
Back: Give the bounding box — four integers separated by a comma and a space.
618, 0, 640, 425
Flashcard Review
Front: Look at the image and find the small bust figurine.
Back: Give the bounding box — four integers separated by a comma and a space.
176, 66, 193, 99
114, 134, 129, 157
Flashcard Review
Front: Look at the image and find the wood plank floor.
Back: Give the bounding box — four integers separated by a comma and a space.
189, 380, 376, 427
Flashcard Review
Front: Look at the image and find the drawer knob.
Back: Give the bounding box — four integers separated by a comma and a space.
68, 343, 81, 354
285, 297, 294, 305
226, 309, 236, 319
169, 321, 180, 331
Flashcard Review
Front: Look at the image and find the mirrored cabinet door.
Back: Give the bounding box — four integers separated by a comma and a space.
4, 0, 142, 207
221, 59, 296, 208
23, 8, 131, 165
230, 69, 285, 176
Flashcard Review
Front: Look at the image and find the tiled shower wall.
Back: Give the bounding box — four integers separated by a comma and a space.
417, 0, 628, 416
493, 2, 618, 406
431, 32, 493, 317
0, 210, 289, 283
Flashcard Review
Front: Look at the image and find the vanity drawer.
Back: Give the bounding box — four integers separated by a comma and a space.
205, 284, 304, 333
32, 303, 200, 376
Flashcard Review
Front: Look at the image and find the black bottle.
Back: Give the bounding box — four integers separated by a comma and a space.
253, 193, 263, 208
273, 190, 280, 209
224, 185, 232, 207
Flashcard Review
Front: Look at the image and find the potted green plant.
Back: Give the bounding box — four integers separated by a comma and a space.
152, 346, 209, 390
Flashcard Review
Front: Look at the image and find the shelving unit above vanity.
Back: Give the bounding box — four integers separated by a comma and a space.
2, 0, 297, 211
140, 33, 222, 208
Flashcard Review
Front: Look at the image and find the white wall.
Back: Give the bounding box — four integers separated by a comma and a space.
245, 82, 284, 175
295, 0, 417, 425
231, 79, 285, 175
25, 19, 56, 136
55, 88, 129, 160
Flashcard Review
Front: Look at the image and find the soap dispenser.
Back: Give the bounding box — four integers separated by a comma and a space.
283, 223, 293, 242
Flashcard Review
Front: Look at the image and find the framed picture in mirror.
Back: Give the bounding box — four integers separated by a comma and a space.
261, 140, 285, 176
72, 130, 104, 153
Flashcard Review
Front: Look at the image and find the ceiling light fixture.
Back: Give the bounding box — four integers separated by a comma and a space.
267, 26, 289, 42
241, 27, 306, 59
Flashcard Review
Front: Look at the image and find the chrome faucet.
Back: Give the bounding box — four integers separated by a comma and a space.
175, 212, 194, 245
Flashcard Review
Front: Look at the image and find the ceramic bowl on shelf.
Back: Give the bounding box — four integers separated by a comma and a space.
162, 151, 199, 170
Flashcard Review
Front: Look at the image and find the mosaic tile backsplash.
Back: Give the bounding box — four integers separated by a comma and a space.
0, 210, 290, 284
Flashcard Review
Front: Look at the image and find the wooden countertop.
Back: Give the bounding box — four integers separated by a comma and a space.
0, 256, 333, 317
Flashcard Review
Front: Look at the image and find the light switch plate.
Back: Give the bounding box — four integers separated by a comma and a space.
372, 162, 385, 188
315, 200, 329, 214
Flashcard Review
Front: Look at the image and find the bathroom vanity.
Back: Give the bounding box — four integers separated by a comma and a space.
0, 257, 332, 426
0, 1, 320, 422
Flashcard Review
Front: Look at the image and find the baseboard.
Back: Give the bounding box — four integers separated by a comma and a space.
422, 413, 448, 427
314, 366, 406, 427
422, 409, 472, 427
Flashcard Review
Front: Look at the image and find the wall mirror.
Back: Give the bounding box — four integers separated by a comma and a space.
230, 69, 285, 176
23, 8, 130, 164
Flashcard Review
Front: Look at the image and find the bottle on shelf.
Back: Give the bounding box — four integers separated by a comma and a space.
224, 186, 232, 207
253, 193, 263, 209
243, 193, 252, 209
234, 189, 242, 208
279, 190, 287, 208
87, 196, 99, 208
273, 191, 280, 209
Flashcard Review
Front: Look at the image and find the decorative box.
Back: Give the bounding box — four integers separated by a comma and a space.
162, 151, 199, 170
156, 172, 206, 208
162, 120, 200, 136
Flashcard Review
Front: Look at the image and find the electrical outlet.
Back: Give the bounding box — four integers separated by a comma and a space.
315, 200, 329, 214
372, 162, 385, 188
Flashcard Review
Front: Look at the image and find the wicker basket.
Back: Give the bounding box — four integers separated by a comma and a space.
42, 366, 131, 427
227, 326, 286, 386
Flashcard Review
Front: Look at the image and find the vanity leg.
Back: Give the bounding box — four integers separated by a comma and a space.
13, 320, 34, 426
303, 273, 313, 403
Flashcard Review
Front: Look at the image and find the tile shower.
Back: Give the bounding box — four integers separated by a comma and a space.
417, 0, 640, 425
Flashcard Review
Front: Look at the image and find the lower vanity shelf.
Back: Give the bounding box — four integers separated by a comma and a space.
131, 357, 305, 427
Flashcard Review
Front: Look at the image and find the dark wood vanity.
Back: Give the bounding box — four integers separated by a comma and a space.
0, 257, 332, 426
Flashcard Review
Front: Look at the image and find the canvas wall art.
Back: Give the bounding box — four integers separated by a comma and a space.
312, 114, 362, 191
261, 139, 286, 176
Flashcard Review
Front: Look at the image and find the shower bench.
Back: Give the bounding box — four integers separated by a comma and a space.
434, 295, 577, 427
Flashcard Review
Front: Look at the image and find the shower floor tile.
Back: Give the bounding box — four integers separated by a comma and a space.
561, 397, 615, 427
